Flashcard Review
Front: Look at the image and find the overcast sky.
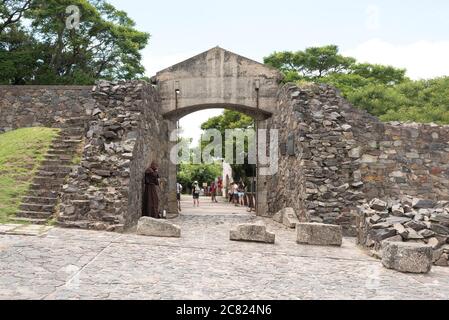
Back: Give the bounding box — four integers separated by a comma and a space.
108, 0, 449, 142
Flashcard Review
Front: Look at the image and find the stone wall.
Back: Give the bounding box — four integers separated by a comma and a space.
357, 197, 449, 267
267, 84, 369, 235
58, 81, 175, 230
268, 83, 449, 236
359, 123, 449, 200
2, 81, 449, 234
0, 86, 93, 132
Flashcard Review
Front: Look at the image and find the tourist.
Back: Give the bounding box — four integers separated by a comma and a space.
233, 181, 239, 206
177, 182, 183, 212
228, 184, 234, 203
211, 182, 218, 203
143, 161, 160, 218
192, 181, 201, 207
238, 180, 246, 206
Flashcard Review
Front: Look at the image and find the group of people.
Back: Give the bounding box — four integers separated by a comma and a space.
176, 180, 219, 210
228, 180, 246, 207
143, 161, 254, 217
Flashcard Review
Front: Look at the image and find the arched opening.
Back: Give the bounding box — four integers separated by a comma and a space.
161, 104, 272, 218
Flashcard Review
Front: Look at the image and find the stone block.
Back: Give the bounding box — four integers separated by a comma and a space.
230, 224, 275, 244
137, 217, 181, 238
370, 198, 388, 211
412, 199, 436, 209
381, 242, 433, 274
282, 208, 299, 228
296, 223, 343, 247
272, 211, 283, 224
273, 208, 300, 228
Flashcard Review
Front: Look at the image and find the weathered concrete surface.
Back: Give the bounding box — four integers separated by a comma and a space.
297, 223, 343, 247
154, 47, 283, 121
137, 217, 181, 238
382, 242, 433, 274
230, 223, 275, 244
2, 210, 449, 299
273, 208, 299, 228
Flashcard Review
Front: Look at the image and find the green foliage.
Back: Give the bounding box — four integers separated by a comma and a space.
265, 45, 449, 124
177, 162, 223, 193
201, 110, 255, 181
0, 0, 150, 84
264, 45, 356, 80
0, 127, 59, 223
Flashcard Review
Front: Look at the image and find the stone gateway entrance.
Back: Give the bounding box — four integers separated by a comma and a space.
1, 47, 449, 234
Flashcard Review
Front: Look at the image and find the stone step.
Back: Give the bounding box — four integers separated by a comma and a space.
60, 128, 85, 136
51, 143, 82, 150
46, 149, 78, 155
16, 210, 54, 219
22, 196, 58, 205
33, 176, 66, 185
41, 159, 73, 166
58, 134, 84, 140
57, 220, 91, 229
19, 203, 55, 213
29, 183, 63, 191
26, 190, 59, 198
51, 138, 83, 145
43, 154, 74, 161
37, 170, 71, 179
39, 165, 72, 174
9, 217, 49, 225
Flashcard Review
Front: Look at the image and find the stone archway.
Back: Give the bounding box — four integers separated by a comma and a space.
150, 47, 284, 219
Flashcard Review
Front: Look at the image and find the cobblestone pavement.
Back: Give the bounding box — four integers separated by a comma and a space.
1, 197, 449, 300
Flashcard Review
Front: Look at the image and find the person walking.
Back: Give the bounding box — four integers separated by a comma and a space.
176, 182, 183, 212
232, 181, 239, 206
192, 181, 201, 207
238, 180, 246, 207
210, 182, 218, 203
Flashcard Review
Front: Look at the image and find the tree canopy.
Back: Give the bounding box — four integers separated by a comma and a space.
264, 45, 449, 124
201, 110, 256, 183
0, 0, 150, 84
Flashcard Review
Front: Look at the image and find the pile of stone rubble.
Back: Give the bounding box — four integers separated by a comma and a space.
357, 197, 449, 267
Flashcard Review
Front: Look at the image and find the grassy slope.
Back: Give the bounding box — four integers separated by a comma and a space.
0, 127, 59, 223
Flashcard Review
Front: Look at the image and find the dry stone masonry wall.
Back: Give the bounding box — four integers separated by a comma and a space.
0, 86, 93, 132
267, 83, 449, 236
57, 81, 174, 231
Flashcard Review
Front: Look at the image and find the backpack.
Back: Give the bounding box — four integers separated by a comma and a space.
193, 185, 200, 194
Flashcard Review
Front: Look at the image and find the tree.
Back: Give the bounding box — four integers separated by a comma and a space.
177, 162, 223, 194
0, 0, 32, 34
201, 110, 255, 182
263, 45, 449, 124
0, 0, 150, 84
264, 45, 356, 81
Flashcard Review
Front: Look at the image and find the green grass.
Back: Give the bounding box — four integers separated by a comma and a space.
0, 127, 60, 223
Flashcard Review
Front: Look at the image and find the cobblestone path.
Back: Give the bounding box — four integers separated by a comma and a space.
1, 197, 449, 300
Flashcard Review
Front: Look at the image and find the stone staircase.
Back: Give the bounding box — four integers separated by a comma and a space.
13, 118, 86, 225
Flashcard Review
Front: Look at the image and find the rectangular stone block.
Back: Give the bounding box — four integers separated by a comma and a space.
296, 223, 343, 247
230, 224, 275, 244
381, 242, 432, 274
137, 217, 181, 238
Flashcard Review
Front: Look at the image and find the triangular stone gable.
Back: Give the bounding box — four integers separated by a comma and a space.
155, 46, 283, 80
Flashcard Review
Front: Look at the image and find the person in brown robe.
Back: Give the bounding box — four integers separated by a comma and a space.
143, 161, 160, 218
